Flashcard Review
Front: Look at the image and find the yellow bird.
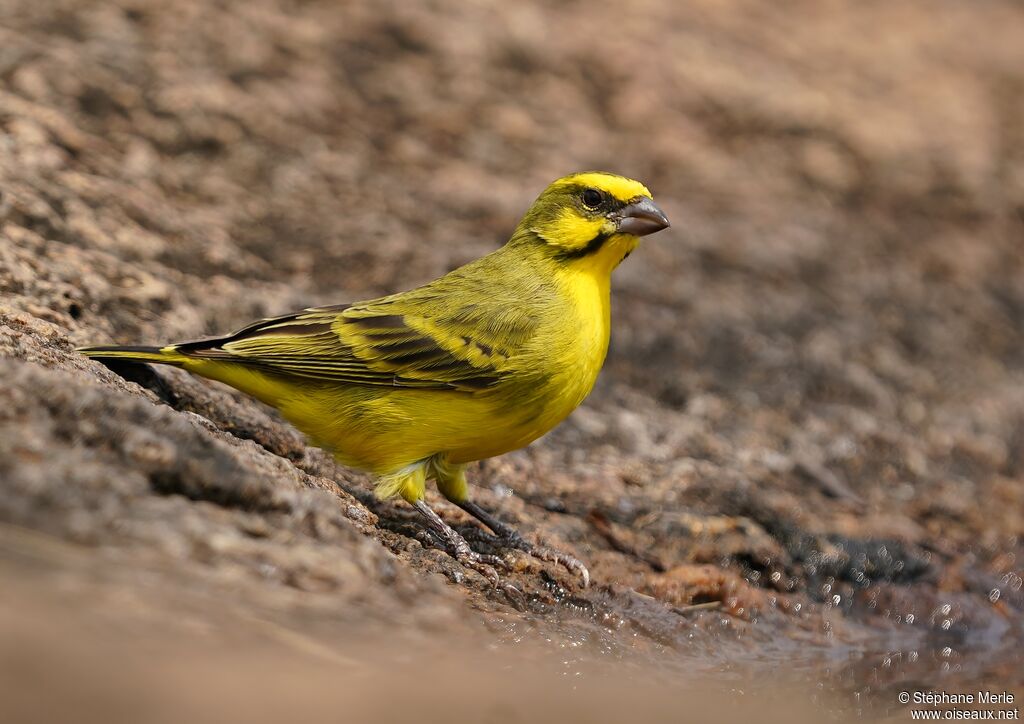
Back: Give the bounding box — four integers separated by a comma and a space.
79, 172, 670, 586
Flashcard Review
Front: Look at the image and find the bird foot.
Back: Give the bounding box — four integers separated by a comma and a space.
430, 533, 522, 599
528, 544, 590, 589
447, 536, 508, 587
456, 502, 590, 588
412, 500, 507, 587
502, 532, 590, 589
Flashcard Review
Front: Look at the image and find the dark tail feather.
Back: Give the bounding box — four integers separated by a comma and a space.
77, 345, 187, 366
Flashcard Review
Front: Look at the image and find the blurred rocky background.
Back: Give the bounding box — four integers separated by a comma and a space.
1, 0, 1022, 720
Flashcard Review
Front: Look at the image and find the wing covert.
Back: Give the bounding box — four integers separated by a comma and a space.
175, 304, 515, 392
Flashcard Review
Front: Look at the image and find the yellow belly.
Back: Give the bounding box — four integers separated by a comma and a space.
185, 362, 596, 474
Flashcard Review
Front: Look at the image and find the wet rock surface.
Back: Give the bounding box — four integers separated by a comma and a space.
1, 0, 1022, 717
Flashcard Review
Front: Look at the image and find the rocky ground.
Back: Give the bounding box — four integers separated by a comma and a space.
1, 0, 1023, 720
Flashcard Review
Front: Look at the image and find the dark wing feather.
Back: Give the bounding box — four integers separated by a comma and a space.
173, 302, 519, 392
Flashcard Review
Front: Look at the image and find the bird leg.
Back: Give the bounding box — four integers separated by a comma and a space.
456, 500, 590, 588
412, 500, 506, 585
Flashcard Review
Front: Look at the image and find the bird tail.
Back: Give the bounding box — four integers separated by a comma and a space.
77, 344, 190, 366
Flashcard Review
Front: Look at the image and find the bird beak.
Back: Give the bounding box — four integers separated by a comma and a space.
615, 197, 670, 236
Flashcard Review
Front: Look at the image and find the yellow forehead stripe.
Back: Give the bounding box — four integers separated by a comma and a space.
554, 172, 653, 203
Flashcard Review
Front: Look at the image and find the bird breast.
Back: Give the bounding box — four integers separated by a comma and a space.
534, 268, 612, 422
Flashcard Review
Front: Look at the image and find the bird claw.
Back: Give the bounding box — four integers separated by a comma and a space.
500, 532, 590, 588
528, 544, 590, 589
449, 539, 508, 587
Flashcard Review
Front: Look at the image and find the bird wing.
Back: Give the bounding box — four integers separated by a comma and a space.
174, 298, 533, 392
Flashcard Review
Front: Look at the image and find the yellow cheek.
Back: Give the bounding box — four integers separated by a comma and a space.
533, 209, 608, 252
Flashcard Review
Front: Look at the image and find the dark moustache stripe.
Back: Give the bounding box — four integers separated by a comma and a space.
552, 231, 612, 261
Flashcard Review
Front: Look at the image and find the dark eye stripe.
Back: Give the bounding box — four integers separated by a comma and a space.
561, 183, 628, 211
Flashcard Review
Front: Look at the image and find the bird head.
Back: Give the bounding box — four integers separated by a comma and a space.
514, 172, 670, 270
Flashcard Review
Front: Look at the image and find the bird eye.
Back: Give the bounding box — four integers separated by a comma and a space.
581, 188, 603, 210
